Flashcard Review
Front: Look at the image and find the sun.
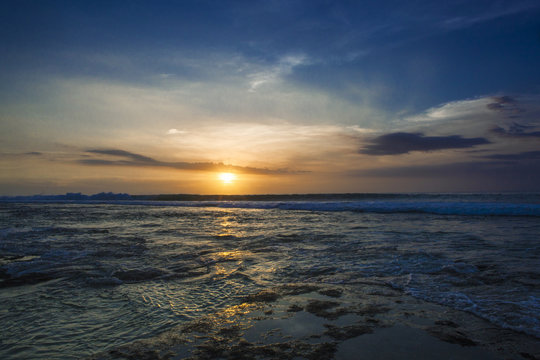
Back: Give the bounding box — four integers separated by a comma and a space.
218, 172, 237, 184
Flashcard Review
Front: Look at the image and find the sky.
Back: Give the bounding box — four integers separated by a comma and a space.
1, 0, 540, 195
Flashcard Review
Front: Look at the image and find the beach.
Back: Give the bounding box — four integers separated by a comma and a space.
1, 194, 539, 359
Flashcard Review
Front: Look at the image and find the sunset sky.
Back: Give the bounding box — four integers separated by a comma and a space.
1, 0, 540, 194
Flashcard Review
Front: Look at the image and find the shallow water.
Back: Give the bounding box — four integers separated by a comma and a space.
0, 194, 539, 359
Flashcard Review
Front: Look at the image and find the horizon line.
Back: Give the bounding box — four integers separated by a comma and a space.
1, 190, 539, 199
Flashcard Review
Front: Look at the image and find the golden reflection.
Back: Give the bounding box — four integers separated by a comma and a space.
220, 303, 257, 319
215, 212, 242, 238
216, 250, 251, 259
220, 218, 233, 229
214, 264, 228, 275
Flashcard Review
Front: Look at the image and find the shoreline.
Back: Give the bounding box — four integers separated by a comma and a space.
89, 282, 539, 360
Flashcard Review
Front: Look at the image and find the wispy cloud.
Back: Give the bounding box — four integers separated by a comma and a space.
404, 97, 494, 123
81, 149, 294, 175
440, 2, 540, 30
248, 54, 307, 92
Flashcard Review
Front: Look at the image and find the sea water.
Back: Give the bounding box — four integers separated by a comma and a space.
0, 194, 539, 359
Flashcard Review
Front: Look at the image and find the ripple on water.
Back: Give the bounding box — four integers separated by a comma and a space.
0, 202, 539, 359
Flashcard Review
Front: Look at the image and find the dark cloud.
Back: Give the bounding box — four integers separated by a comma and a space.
80, 149, 291, 175
87, 149, 155, 163
491, 123, 540, 138
486, 96, 524, 119
359, 132, 490, 155
486, 96, 516, 111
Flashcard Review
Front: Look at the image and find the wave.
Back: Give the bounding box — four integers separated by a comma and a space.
2, 192, 540, 216
4, 199, 539, 216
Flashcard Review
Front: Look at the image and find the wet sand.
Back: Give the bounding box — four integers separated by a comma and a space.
89, 282, 539, 359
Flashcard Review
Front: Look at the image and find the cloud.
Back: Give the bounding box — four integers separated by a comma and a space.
87, 149, 155, 163
485, 96, 525, 119
359, 132, 490, 155
486, 95, 516, 111
248, 54, 307, 92
80, 149, 293, 175
491, 123, 540, 138
396, 95, 540, 156
402, 95, 538, 127
404, 97, 494, 123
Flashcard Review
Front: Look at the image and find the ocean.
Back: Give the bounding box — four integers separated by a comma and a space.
0, 193, 539, 359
